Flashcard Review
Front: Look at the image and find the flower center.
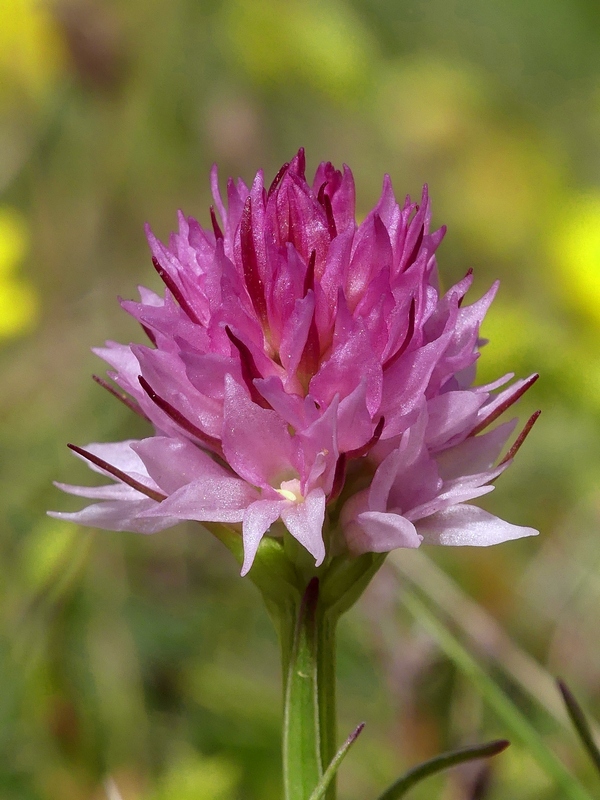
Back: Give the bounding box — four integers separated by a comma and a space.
276, 479, 303, 503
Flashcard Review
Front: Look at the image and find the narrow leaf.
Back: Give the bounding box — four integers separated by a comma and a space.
308, 722, 365, 800
558, 680, 600, 775
375, 739, 509, 800
402, 588, 593, 800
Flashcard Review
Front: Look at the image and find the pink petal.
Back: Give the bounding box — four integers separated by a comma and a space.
280, 489, 326, 565
222, 376, 295, 486
131, 436, 229, 494
48, 500, 177, 534
53, 481, 139, 501
435, 419, 518, 480
426, 390, 487, 451
241, 499, 285, 575
417, 504, 538, 546
139, 476, 258, 522
347, 511, 422, 554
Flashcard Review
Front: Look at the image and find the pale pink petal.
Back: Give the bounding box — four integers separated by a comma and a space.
436, 419, 518, 480
426, 391, 487, 451
347, 511, 421, 555
132, 436, 228, 494
417, 505, 538, 546
53, 481, 139, 501
336, 380, 376, 453
241, 500, 285, 575
48, 500, 177, 534
139, 476, 257, 522
280, 489, 326, 565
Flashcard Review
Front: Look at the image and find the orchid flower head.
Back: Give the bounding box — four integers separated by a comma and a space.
51, 150, 538, 575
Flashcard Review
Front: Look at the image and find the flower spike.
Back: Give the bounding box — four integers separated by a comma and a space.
54, 153, 538, 571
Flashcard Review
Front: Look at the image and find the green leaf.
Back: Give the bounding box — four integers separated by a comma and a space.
307, 722, 365, 800
374, 739, 509, 800
402, 588, 594, 800
558, 680, 600, 776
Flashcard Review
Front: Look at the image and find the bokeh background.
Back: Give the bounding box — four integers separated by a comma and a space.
2, 0, 600, 798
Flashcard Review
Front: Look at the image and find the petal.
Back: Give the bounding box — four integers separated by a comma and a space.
241, 499, 284, 575
426, 391, 487, 451
133, 345, 223, 438
336, 380, 375, 454
417, 504, 538, 546
405, 484, 495, 521
222, 375, 294, 486
436, 419, 518, 480
280, 489, 326, 565
53, 481, 140, 501
139, 476, 258, 522
347, 511, 422, 555
70, 439, 147, 476
368, 447, 403, 511
132, 436, 228, 494
278, 291, 316, 387
48, 499, 177, 534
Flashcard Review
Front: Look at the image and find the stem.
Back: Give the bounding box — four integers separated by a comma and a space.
317, 608, 337, 786
281, 578, 340, 800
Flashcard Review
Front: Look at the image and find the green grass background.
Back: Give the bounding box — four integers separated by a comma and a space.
2, 1, 600, 798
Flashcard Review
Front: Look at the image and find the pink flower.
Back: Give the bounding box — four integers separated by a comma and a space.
51, 150, 538, 575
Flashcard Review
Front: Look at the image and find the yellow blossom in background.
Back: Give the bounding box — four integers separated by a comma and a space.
219, 0, 375, 102
552, 192, 600, 326
0, 0, 66, 103
0, 207, 38, 338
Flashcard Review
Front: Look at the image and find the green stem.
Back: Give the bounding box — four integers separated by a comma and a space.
280, 578, 340, 800
316, 608, 337, 786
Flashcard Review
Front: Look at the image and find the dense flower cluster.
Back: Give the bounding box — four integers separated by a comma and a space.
52, 150, 537, 574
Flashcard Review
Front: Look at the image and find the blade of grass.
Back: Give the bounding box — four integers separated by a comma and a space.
402, 587, 593, 800
389, 551, 573, 730
375, 739, 509, 800
558, 680, 600, 776
308, 722, 365, 800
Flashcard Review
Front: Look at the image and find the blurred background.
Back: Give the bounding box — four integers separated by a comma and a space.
2, 0, 600, 798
